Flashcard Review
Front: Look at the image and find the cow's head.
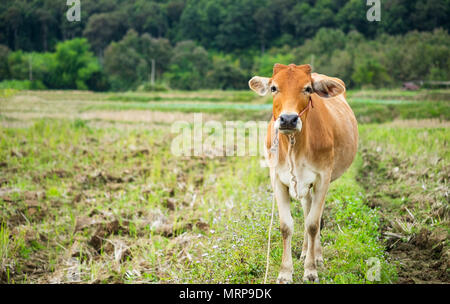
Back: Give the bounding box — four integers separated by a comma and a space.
249, 63, 344, 134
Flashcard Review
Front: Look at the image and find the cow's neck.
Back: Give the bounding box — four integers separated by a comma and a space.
278, 119, 309, 163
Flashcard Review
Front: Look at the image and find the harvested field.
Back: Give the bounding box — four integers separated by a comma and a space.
0, 89, 448, 283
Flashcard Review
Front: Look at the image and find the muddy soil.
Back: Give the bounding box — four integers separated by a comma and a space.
357, 147, 449, 284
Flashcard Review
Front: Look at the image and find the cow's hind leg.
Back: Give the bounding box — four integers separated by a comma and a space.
274, 178, 293, 284
303, 173, 331, 283
301, 190, 324, 265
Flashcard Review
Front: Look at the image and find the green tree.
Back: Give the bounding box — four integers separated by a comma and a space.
166, 0, 185, 27
208, 55, 248, 90
336, 0, 377, 37
140, 34, 173, 79
253, 50, 294, 76
83, 12, 127, 57
103, 30, 173, 91
410, 0, 450, 32
6, 50, 55, 89
0, 0, 450, 55
216, 0, 261, 51
178, 0, 226, 49
165, 40, 211, 90
352, 58, 391, 88
253, 5, 276, 53
129, 0, 168, 38
288, 0, 337, 40
104, 30, 146, 90
7, 51, 29, 80
0, 45, 11, 80
2, 4, 26, 50
52, 38, 101, 90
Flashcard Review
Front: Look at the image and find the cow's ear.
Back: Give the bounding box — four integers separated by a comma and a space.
311, 74, 345, 98
248, 76, 270, 96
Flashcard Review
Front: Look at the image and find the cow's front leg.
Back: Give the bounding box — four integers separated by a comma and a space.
300, 190, 312, 260
303, 172, 330, 283
274, 177, 293, 284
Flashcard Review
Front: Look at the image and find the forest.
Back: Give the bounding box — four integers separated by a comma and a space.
0, 0, 449, 90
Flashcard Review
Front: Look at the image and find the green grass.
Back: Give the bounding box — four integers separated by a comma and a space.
106, 91, 256, 103
83, 101, 272, 113
172, 154, 396, 283
347, 88, 450, 101
360, 125, 449, 156
0, 223, 12, 283
0, 119, 398, 283
349, 100, 449, 123
323, 156, 397, 283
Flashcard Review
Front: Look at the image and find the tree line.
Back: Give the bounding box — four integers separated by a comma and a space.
0, 0, 449, 91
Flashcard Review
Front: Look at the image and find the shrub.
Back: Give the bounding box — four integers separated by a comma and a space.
137, 82, 169, 92
52, 38, 101, 90
352, 58, 392, 88
0, 80, 46, 90
207, 55, 248, 90
6, 39, 100, 90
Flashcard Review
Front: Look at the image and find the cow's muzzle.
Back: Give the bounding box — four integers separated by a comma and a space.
279, 114, 299, 131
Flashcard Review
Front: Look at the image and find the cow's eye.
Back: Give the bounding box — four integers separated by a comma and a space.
271, 86, 277, 93
304, 86, 313, 94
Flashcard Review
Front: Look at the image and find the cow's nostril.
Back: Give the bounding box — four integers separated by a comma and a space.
280, 114, 298, 129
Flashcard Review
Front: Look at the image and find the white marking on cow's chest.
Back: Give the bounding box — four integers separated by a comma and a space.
277, 159, 317, 200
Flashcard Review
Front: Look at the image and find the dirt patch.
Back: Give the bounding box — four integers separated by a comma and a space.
89, 219, 127, 252
80, 170, 135, 186
0, 189, 47, 227
385, 228, 449, 283
358, 146, 449, 283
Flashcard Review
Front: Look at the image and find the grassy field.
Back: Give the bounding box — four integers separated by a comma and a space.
0, 89, 448, 283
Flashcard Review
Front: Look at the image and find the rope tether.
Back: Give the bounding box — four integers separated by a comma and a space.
264, 133, 297, 283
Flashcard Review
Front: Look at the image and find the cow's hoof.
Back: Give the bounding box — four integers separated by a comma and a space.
276, 272, 293, 284
303, 269, 319, 283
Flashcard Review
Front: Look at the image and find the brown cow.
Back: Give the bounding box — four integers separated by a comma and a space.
249, 63, 358, 283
